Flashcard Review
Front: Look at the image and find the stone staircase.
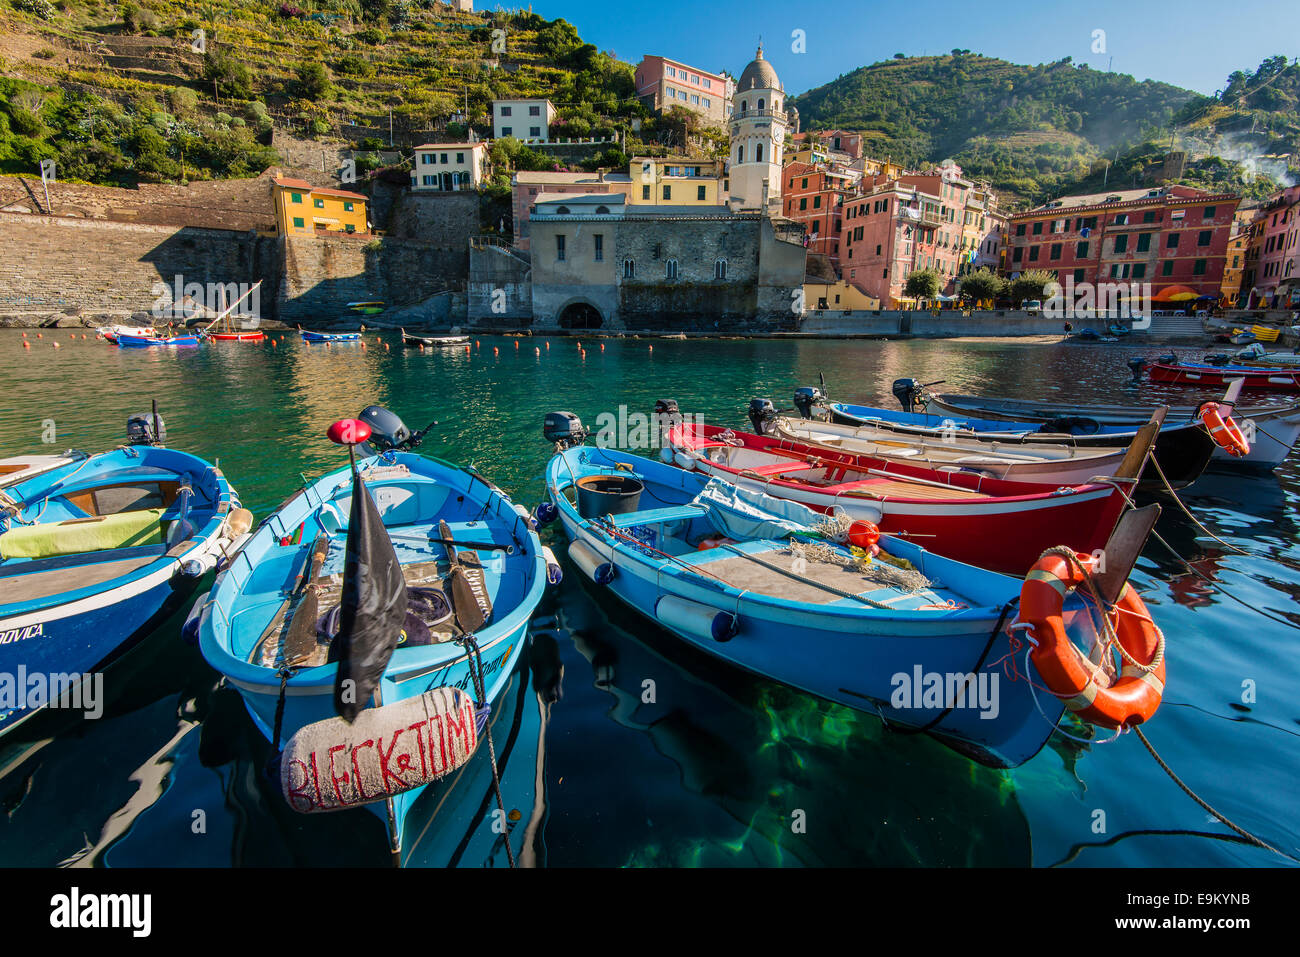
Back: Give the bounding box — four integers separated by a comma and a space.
1134, 312, 1208, 340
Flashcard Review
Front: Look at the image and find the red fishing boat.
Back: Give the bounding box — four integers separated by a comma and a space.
207, 330, 266, 342
665, 421, 1151, 575
1147, 361, 1300, 392
201, 280, 265, 343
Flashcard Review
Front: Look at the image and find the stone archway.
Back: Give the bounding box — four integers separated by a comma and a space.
557, 300, 603, 329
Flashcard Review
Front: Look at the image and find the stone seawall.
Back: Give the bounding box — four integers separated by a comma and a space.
798, 310, 1072, 338
0, 213, 276, 324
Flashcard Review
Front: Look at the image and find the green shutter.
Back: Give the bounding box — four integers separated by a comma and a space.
293, 217, 305, 228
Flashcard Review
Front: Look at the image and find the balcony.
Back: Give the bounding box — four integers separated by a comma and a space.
729, 109, 788, 124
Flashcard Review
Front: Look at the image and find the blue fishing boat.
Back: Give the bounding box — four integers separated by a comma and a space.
0, 410, 250, 736
192, 406, 551, 862
538, 412, 1166, 769
300, 329, 362, 343
117, 333, 200, 347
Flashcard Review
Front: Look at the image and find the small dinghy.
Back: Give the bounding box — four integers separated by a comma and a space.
401, 329, 469, 349
899, 378, 1296, 473
665, 419, 1138, 575
1145, 359, 1300, 392
192, 406, 550, 862
0, 408, 251, 736
749, 394, 1140, 486
97, 325, 161, 343
117, 333, 200, 348
300, 329, 362, 343
540, 413, 1166, 769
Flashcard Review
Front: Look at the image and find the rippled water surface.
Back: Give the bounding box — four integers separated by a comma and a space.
1, 330, 1297, 867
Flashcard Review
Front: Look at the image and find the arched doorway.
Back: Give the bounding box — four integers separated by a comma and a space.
558, 301, 603, 329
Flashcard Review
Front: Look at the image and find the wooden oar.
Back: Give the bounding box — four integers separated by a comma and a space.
249, 534, 326, 664
429, 537, 513, 554
440, 519, 487, 633
281, 534, 332, 667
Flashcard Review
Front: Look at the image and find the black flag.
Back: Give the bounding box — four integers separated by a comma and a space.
332, 464, 407, 722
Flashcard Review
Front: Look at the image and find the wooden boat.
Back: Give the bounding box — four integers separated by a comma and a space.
192, 406, 549, 861
401, 328, 469, 348
665, 421, 1137, 575
909, 384, 1300, 472
300, 329, 362, 343
201, 282, 265, 342
208, 330, 265, 342
541, 420, 1164, 769
97, 325, 161, 343
767, 415, 1138, 486
1147, 361, 1300, 392
0, 412, 251, 736
117, 333, 200, 347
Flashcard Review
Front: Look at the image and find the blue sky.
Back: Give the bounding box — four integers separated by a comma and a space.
518, 0, 1297, 96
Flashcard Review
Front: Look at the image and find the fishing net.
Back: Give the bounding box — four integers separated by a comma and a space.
786, 538, 933, 594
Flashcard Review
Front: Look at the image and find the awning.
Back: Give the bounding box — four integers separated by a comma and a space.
1151, 284, 1199, 302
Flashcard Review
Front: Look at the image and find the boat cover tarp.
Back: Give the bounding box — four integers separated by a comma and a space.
689, 478, 824, 541
0, 508, 165, 559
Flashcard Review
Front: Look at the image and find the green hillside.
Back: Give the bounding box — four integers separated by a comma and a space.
794, 52, 1299, 205
0, 0, 652, 186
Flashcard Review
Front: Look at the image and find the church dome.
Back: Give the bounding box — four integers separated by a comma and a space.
737, 45, 781, 92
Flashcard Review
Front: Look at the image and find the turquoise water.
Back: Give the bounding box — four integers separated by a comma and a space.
1, 330, 1297, 866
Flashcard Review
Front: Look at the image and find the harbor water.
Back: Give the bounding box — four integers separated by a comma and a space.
1, 330, 1297, 867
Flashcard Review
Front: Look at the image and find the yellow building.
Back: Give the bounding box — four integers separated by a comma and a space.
1221, 229, 1250, 305
274, 176, 369, 236
626, 156, 726, 206
804, 278, 880, 311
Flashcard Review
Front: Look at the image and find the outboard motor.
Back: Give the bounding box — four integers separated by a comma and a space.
892, 378, 924, 412
654, 398, 682, 433
544, 411, 588, 449
126, 409, 166, 446
1156, 352, 1177, 365
747, 398, 777, 435
792, 386, 825, 420
356, 405, 411, 454
1126, 356, 1148, 380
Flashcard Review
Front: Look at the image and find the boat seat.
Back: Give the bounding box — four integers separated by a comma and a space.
745, 461, 821, 477
0, 508, 167, 560
608, 504, 705, 528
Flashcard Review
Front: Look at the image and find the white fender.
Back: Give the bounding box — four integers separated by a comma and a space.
674, 451, 696, 470
655, 594, 737, 642
280, 686, 478, 813
568, 539, 615, 584
541, 544, 563, 584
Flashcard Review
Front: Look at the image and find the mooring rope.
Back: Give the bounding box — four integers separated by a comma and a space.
457, 633, 516, 869
1148, 454, 1248, 556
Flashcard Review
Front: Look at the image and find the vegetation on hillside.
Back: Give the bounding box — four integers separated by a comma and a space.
795, 53, 1299, 206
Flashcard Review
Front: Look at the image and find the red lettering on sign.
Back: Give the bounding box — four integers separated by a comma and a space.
328, 744, 352, 806
376, 728, 413, 792
351, 738, 375, 803
407, 719, 428, 777
284, 758, 315, 812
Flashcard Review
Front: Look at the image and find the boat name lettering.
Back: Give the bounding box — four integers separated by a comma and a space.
0, 623, 45, 644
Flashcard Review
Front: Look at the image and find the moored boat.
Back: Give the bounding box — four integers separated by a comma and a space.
300, 329, 362, 343
207, 331, 266, 342
541, 414, 1166, 769
1146, 360, 1300, 392
192, 406, 549, 861
665, 419, 1139, 575
905, 380, 1297, 472
0, 410, 251, 736
117, 333, 200, 348
97, 325, 161, 343
401, 328, 469, 348
753, 401, 1143, 486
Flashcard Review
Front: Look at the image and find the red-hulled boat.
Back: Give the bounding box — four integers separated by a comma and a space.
1147, 361, 1300, 392
666, 421, 1148, 575
207, 331, 265, 342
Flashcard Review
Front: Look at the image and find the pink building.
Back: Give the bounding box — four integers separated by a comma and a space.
510, 170, 632, 249
809, 130, 863, 160
1250, 185, 1300, 308
635, 56, 733, 126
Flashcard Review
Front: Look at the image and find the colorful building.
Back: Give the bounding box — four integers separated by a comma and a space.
635, 55, 733, 126
1247, 185, 1300, 308
510, 169, 633, 250
273, 176, 368, 236
492, 99, 556, 143
781, 160, 855, 263
627, 156, 726, 206
1005, 185, 1241, 300
411, 142, 489, 191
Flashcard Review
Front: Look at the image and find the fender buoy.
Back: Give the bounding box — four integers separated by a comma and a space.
1018, 551, 1165, 729
280, 686, 478, 813
1197, 402, 1249, 457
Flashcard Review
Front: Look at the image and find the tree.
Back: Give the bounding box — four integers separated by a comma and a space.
958, 268, 1006, 304
1010, 268, 1056, 305
903, 268, 941, 299
297, 62, 331, 101
203, 50, 253, 99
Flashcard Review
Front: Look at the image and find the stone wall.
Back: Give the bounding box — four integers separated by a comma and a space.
0, 213, 275, 324
384, 190, 481, 246
467, 244, 532, 325
0, 172, 279, 232
276, 233, 468, 323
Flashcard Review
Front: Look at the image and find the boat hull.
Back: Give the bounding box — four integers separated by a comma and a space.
546, 446, 1060, 768
1148, 362, 1300, 392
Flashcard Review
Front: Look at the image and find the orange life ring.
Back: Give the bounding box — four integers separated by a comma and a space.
1018, 551, 1165, 729
1197, 403, 1250, 457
